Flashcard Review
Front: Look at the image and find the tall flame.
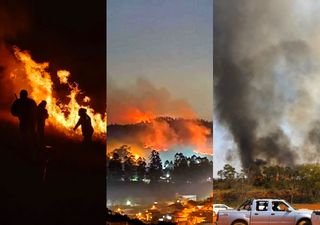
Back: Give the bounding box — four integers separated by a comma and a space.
11, 46, 106, 139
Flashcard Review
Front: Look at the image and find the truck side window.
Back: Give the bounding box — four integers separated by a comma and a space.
272, 201, 289, 211
256, 201, 269, 211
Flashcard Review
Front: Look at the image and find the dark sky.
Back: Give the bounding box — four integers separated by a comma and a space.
3, 0, 106, 113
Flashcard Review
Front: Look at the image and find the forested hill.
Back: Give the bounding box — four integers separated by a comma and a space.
107, 117, 213, 139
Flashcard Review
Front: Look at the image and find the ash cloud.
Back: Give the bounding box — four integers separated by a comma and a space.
214, 1, 320, 168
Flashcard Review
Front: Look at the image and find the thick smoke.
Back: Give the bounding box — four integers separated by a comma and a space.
107, 78, 197, 124
214, 1, 320, 168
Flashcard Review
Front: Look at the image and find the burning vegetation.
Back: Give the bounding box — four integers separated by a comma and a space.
107, 80, 213, 157
107, 117, 213, 158
2, 46, 106, 140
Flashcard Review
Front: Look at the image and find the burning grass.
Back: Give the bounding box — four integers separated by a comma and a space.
7, 46, 106, 140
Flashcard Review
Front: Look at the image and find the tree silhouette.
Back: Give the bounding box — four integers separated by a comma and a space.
172, 153, 189, 182
217, 164, 236, 180
148, 150, 162, 182
107, 152, 123, 181
137, 157, 147, 181
123, 154, 136, 181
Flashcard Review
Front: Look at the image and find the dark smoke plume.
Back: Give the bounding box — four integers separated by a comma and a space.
214, 1, 320, 168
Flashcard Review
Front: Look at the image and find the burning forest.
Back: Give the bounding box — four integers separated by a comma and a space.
107, 80, 213, 207
107, 79, 213, 159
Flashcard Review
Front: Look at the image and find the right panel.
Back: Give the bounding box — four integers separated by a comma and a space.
214, 0, 320, 223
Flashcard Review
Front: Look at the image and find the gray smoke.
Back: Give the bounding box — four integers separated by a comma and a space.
214, 1, 320, 168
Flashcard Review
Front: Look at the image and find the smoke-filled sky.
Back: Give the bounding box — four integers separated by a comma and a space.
0, 0, 106, 113
107, 0, 213, 162
107, 0, 213, 121
214, 0, 320, 173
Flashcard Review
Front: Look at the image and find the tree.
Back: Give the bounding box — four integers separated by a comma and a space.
148, 150, 162, 182
217, 164, 237, 180
172, 153, 189, 182
137, 157, 147, 181
296, 164, 320, 201
198, 156, 213, 182
112, 145, 132, 159
107, 152, 123, 181
217, 164, 237, 188
123, 154, 136, 181
163, 160, 174, 181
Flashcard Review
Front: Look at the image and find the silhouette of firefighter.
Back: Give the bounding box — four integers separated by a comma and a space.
11, 90, 38, 157
37, 100, 49, 144
74, 108, 94, 143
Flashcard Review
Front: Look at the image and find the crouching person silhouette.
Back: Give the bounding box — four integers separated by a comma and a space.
73, 108, 94, 144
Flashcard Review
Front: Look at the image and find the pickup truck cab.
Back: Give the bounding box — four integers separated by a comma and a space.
216, 199, 312, 225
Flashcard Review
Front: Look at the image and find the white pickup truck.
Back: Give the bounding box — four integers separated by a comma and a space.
215, 199, 312, 225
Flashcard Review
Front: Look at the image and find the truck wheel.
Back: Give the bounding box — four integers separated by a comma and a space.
297, 219, 311, 225
232, 221, 247, 225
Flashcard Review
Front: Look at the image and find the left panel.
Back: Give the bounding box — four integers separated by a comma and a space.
0, 1, 106, 225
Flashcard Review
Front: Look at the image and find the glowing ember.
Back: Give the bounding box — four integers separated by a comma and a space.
83, 96, 91, 103
11, 46, 106, 139
57, 70, 70, 84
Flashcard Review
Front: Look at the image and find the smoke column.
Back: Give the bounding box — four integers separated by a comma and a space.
214, 1, 320, 168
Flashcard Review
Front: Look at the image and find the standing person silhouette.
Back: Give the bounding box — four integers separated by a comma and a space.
73, 108, 94, 143
11, 89, 38, 159
37, 100, 49, 146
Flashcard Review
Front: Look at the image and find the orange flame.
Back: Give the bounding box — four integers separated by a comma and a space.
11, 46, 106, 139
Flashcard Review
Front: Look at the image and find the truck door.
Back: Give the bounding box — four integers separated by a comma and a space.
269, 201, 295, 225
251, 200, 270, 225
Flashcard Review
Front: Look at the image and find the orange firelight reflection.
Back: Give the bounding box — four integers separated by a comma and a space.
11, 47, 106, 139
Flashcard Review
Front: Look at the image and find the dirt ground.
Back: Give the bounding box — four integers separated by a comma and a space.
294, 204, 320, 210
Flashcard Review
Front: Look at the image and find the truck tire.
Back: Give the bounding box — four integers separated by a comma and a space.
297, 219, 311, 225
232, 221, 247, 225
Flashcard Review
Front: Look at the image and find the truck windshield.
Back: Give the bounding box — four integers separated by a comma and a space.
237, 199, 253, 211
283, 200, 296, 210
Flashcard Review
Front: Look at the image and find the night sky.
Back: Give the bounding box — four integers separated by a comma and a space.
2, 0, 106, 113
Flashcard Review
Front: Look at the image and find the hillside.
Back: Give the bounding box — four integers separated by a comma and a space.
0, 119, 105, 225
